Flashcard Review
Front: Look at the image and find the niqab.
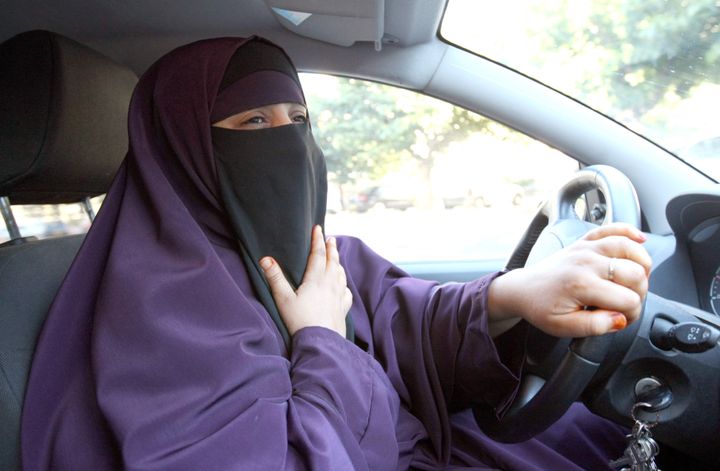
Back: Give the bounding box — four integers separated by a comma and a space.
210, 38, 332, 344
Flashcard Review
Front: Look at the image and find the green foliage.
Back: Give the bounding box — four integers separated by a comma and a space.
305, 0, 720, 188
539, 0, 719, 117
307, 77, 491, 185
308, 79, 414, 185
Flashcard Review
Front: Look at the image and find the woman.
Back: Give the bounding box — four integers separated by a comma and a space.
22, 36, 650, 470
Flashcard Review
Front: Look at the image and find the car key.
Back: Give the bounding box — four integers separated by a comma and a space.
609, 402, 661, 470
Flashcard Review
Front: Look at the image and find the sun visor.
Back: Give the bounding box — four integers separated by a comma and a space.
265, 0, 384, 50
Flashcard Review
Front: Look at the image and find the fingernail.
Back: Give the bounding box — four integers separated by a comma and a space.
327, 236, 336, 245
609, 313, 627, 332
259, 257, 272, 270
637, 231, 647, 242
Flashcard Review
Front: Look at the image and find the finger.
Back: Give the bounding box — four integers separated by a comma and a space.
575, 277, 643, 319
583, 222, 647, 244
325, 237, 349, 288
585, 236, 652, 276
326, 236, 340, 266
337, 263, 348, 286
260, 257, 295, 304
603, 257, 649, 295
304, 225, 326, 280
342, 287, 353, 314
542, 309, 628, 337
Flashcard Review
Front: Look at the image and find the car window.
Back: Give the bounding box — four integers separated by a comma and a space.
301, 74, 579, 264
1, 77, 580, 259
0, 197, 102, 243
441, 0, 720, 181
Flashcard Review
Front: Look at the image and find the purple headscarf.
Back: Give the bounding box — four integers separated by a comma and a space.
21, 35, 318, 469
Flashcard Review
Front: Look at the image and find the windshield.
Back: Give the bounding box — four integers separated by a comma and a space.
441, 0, 720, 180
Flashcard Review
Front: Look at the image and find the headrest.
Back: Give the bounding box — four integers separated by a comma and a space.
0, 30, 137, 204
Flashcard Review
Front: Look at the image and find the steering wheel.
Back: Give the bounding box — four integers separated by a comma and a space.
473, 164, 641, 442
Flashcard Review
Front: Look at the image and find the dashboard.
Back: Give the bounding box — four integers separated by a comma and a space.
652, 193, 720, 316
690, 217, 720, 315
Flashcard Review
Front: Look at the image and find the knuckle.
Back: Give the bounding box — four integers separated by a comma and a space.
618, 290, 642, 312
610, 259, 646, 288
572, 239, 593, 253
620, 238, 635, 256
587, 316, 607, 336
626, 307, 641, 324
629, 263, 647, 284
266, 267, 283, 282
565, 271, 591, 294
571, 249, 597, 267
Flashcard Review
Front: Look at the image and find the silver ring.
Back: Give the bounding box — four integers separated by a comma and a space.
608, 257, 616, 281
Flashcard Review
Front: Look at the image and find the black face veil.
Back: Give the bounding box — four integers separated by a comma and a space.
212, 123, 327, 289
211, 38, 352, 345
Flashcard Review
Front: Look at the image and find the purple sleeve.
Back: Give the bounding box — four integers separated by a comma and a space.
338, 236, 525, 442
424, 276, 527, 412
287, 327, 401, 470
93, 287, 400, 471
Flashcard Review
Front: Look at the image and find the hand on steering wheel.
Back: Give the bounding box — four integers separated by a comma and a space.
474, 165, 650, 443
489, 222, 651, 338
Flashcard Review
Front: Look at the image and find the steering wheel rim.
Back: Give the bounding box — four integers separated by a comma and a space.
473, 165, 641, 443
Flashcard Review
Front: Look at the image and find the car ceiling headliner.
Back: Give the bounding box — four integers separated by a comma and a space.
2, 0, 445, 78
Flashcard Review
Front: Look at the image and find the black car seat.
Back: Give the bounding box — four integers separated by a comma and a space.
0, 30, 136, 470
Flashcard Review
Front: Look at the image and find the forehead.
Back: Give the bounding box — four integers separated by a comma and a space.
211, 39, 305, 123
234, 102, 307, 113
211, 71, 305, 123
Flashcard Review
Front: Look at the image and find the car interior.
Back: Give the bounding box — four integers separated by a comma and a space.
1, 0, 719, 469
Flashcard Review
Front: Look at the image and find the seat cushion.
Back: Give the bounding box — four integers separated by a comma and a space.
0, 234, 84, 471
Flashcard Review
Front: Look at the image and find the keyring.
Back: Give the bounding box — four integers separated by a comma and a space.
631, 401, 660, 429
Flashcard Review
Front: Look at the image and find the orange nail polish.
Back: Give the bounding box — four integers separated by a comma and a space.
610, 313, 627, 331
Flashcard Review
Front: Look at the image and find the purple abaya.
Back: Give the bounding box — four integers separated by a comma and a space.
20, 36, 625, 470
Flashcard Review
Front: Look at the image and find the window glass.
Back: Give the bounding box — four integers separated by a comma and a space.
301, 74, 579, 264
441, 0, 720, 180
0, 76, 580, 263
0, 196, 103, 244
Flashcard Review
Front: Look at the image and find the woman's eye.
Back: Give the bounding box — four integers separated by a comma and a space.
292, 114, 308, 124
243, 116, 267, 125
